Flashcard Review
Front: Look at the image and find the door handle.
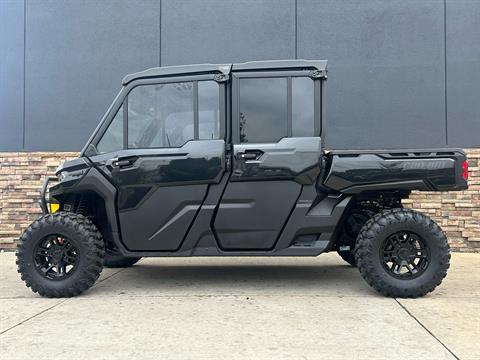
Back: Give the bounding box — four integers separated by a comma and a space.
237, 150, 263, 161
240, 153, 257, 160
106, 157, 134, 169
115, 160, 133, 167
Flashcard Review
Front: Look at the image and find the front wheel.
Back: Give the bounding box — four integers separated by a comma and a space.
355, 208, 450, 298
16, 212, 105, 298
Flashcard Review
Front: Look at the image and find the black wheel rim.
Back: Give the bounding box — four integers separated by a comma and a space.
380, 231, 430, 279
34, 235, 79, 280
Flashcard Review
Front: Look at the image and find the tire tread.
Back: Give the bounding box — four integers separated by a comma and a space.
16, 212, 105, 298
355, 208, 450, 298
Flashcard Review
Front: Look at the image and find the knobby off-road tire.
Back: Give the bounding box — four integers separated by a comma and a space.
355, 208, 450, 298
104, 250, 141, 268
16, 212, 105, 298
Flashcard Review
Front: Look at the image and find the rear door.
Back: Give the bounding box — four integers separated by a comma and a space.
89, 75, 226, 251
213, 71, 323, 250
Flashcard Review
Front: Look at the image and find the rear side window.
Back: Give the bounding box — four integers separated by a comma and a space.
199, 81, 220, 140
239, 78, 287, 143
238, 76, 316, 143
292, 77, 315, 137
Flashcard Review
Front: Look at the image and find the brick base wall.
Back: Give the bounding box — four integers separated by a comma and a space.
1, 151, 479, 251
0, 153, 78, 249
404, 149, 480, 252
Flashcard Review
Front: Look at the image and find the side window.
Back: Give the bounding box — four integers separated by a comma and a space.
239, 78, 287, 143
127, 80, 220, 149
292, 77, 315, 137
128, 82, 194, 148
199, 81, 220, 140
238, 76, 316, 143
96, 105, 123, 154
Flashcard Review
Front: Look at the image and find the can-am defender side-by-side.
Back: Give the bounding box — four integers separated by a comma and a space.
16, 60, 468, 298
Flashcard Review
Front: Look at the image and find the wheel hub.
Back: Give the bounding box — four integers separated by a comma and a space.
50, 246, 65, 263
381, 231, 430, 279
397, 247, 410, 261
34, 235, 78, 280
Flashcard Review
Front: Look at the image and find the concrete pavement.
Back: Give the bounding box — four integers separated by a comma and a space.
0, 252, 478, 359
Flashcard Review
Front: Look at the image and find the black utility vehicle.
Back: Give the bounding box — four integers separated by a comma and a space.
17, 60, 468, 298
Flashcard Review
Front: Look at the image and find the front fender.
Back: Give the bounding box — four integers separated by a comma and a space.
49, 167, 123, 252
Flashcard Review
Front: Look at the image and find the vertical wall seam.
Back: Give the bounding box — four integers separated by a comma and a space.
159, 0, 162, 67
294, 0, 298, 59
22, 0, 26, 150
444, 0, 448, 145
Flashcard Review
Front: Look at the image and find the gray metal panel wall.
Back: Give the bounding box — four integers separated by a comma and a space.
0, 0, 24, 151
298, 0, 446, 150
1, 0, 479, 151
161, 0, 295, 65
446, 0, 480, 147
24, 0, 160, 151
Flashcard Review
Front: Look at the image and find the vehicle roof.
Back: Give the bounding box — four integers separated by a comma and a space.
122, 59, 327, 85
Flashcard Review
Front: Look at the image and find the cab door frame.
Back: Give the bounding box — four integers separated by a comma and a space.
86, 73, 230, 253
212, 69, 324, 251
230, 69, 323, 146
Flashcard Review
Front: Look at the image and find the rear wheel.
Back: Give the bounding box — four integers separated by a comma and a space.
104, 249, 141, 268
16, 212, 105, 298
355, 208, 450, 298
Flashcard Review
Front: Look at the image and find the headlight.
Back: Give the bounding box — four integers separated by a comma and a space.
55, 168, 87, 184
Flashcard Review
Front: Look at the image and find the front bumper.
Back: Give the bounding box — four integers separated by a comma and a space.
39, 177, 58, 215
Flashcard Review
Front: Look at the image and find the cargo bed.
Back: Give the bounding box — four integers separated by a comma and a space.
323, 148, 468, 194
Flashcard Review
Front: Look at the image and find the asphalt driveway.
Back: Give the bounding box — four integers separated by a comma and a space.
1, 251, 479, 359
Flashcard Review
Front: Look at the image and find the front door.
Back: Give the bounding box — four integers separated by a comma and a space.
213, 72, 322, 250
90, 77, 225, 251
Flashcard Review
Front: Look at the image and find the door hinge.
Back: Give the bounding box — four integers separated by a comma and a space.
309, 70, 327, 79
214, 73, 229, 83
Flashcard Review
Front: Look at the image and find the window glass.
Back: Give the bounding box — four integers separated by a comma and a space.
199, 81, 220, 140
292, 77, 315, 137
239, 78, 287, 143
164, 111, 194, 147
96, 105, 123, 154
128, 82, 194, 148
